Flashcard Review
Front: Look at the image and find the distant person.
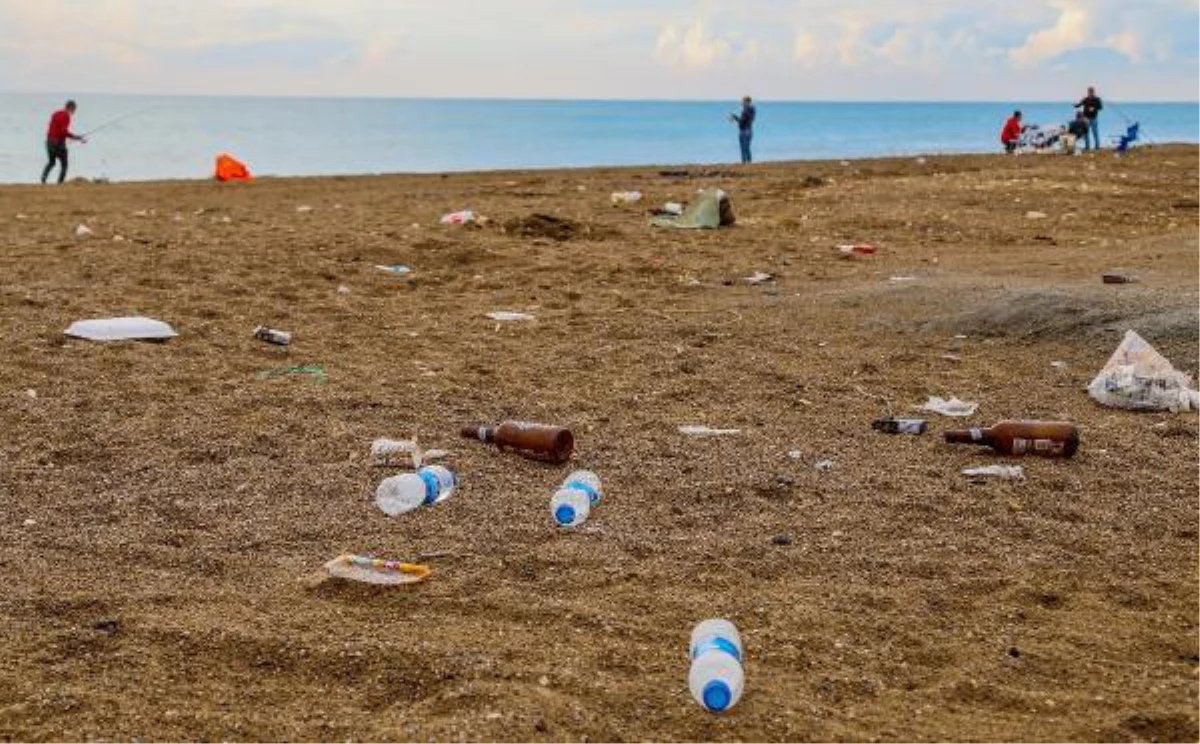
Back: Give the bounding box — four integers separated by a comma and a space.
1074, 86, 1103, 150
41, 100, 86, 184
1063, 111, 1090, 154
730, 96, 756, 164
1000, 110, 1024, 154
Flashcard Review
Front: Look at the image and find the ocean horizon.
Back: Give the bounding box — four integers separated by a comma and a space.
1, 92, 1196, 183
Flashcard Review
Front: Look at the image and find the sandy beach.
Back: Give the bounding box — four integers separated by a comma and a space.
1, 145, 1197, 742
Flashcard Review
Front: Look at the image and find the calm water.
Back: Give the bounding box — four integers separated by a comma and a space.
0, 93, 1195, 183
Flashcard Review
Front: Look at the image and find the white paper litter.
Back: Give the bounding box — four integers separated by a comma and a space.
678, 425, 741, 436
64, 316, 177, 342
1025, 211, 1048, 220
486, 311, 535, 322
323, 554, 429, 585
296, 205, 313, 213
962, 465, 1025, 480
745, 271, 773, 284
370, 438, 449, 468
75, 224, 93, 237
1088, 330, 1198, 412
814, 459, 835, 472
374, 264, 412, 275
922, 396, 979, 417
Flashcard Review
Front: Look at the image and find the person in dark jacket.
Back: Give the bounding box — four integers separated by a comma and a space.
730, 96, 756, 164
41, 100, 86, 184
1074, 86, 1103, 150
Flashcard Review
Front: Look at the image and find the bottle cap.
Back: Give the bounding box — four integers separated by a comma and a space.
554, 504, 576, 526
702, 680, 733, 712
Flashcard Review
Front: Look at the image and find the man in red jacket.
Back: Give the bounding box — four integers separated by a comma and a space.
41, 100, 86, 184
1000, 110, 1023, 154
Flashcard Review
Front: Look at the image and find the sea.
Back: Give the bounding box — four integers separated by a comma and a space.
0, 92, 1196, 183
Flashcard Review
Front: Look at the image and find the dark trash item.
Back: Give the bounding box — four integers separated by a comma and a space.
872, 417, 928, 435
944, 420, 1079, 458
1102, 271, 1139, 284
462, 421, 574, 464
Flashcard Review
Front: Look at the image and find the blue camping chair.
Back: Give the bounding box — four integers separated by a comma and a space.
1115, 122, 1140, 153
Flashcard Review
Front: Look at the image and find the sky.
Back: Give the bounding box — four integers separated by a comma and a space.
0, 0, 1196, 101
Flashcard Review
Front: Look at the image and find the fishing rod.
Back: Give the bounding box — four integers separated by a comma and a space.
80, 105, 162, 138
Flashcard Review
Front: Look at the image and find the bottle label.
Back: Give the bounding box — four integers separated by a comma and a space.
1012, 438, 1028, 455
476, 427, 492, 443
419, 469, 441, 505
565, 479, 600, 504
1033, 438, 1064, 455
692, 636, 742, 663
970, 428, 983, 441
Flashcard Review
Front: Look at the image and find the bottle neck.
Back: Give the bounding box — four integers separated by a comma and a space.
460, 425, 494, 443
945, 427, 992, 445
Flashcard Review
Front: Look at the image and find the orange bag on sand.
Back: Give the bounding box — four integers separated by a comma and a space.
214, 153, 252, 182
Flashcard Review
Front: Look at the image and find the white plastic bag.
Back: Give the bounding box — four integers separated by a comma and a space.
64, 316, 177, 342
1088, 330, 1197, 412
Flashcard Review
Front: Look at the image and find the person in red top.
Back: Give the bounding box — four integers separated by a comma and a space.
999, 110, 1024, 154
41, 100, 86, 184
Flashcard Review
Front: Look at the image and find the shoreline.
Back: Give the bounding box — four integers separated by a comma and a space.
4, 142, 1196, 189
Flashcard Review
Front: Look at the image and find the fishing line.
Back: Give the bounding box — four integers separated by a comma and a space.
80, 105, 164, 138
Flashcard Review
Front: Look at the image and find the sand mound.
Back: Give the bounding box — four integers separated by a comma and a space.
918, 287, 1198, 341
501, 213, 597, 241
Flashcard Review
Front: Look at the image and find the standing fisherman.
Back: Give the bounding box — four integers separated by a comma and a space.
41, 100, 86, 184
730, 96, 756, 164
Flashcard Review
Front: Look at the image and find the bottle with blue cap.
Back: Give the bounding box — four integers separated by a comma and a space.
689, 618, 744, 713
374, 465, 456, 516
549, 470, 602, 527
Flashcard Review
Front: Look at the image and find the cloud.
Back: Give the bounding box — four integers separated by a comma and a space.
1008, 2, 1092, 66
655, 18, 733, 68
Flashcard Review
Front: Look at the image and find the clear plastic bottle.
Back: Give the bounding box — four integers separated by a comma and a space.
550, 470, 602, 527
374, 465, 456, 516
689, 619, 744, 713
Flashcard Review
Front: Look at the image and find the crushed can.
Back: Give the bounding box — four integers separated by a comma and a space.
253, 325, 292, 346
872, 417, 928, 435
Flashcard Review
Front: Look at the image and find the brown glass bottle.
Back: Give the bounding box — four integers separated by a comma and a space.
944, 420, 1079, 458
461, 421, 574, 463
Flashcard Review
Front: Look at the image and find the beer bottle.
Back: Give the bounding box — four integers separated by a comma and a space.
461, 421, 574, 463
944, 420, 1079, 458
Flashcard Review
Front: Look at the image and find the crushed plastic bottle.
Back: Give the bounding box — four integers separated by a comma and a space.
375, 465, 456, 516
550, 470, 602, 527
689, 619, 744, 713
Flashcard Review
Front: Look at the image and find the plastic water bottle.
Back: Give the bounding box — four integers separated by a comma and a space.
374, 465, 456, 516
549, 470, 601, 527
689, 619, 744, 713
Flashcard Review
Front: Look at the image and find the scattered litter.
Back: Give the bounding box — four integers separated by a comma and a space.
662, 201, 684, 215
219, 215, 232, 223
814, 459, 835, 472
610, 191, 643, 205
679, 425, 741, 436
15, 213, 28, 220
1025, 211, 1048, 220
942, 354, 962, 362
650, 189, 734, 229
74, 224, 93, 238
256, 365, 327, 383
787, 450, 804, 460
1051, 360, 1069, 369
376, 465, 456, 515
772, 533, 793, 546
486, 311, 535, 322
440, 209, 476, 225
22, 519, 36, 527
962, 465, 1025, 480
953, 334, 967, 340
253, 325, 291, 346
132, 209, 149, 217
1102, 271, 1139, 284
837, 243, 876, 257
1088, 329, 1198, 412
889, 275, 917, 282
916, 157, 927, 164
374, 264, 412, 275
295, 205, 313, 213
24, 389, 37, 399
744, 271, 773, 284
337, 285, 352, 294
112, 234, 126, 242
64, 316, 177, 342
370, 438, 449, 468
872, 417, 928, 434
323, 554, 431, 585
922, 396, 979, 417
